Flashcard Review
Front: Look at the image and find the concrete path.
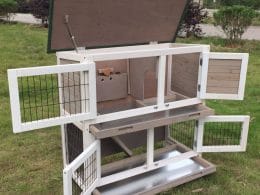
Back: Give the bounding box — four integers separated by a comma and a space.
201, 24, 260, 40
9, 13, 41, 24
8, 13, 260, 40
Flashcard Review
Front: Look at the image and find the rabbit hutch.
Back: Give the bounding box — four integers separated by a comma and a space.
7, 0, 250, 194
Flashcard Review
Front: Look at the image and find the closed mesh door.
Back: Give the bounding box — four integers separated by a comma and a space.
63, 140, 101, 195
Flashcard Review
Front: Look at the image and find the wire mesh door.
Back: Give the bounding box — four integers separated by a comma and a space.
63, 140, 101, 195
7, 62, 97, 133
195, 116, 250, 153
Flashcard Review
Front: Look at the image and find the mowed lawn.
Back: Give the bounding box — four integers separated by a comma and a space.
0, 23, 259, 194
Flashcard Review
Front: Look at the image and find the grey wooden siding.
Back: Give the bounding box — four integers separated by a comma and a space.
206, 59, 241, 94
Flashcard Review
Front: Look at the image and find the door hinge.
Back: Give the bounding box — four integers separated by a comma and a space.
200, 58, 203, 66
198, 84, 201, 91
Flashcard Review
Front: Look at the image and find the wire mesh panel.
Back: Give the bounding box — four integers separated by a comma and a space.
196, 116, 250, 153
66, 124, 83, 163
17, 72, 87, 122
63, 140, 101, 195
203, 122, 241, 146
8, 63, 96, 133
17, 74, 59, 122
170, 120, 196, 149
62, 71, 90, 115
72, 180, 82, 195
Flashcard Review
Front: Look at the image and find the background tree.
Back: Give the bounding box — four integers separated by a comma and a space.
178, 1, 208, 38
0, 0, 17, 22
17, 0, 30, 13
214, 5, 256, 44
29, 0, 48, 27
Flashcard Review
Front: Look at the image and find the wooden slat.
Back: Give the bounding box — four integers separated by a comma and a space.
208, 67, 241, 74
208, 59, 241, 67
206, 87, 238, 94
207, 80, 239, 88
206, 58, 242, 94
207, 73, 240, 81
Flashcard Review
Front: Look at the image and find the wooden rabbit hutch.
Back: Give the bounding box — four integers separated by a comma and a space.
7, 0, 250, 194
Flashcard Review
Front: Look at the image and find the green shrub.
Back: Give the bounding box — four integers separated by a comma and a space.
17, 0, 31, 13
213, 6, 256, 43
179, 1, 208, 38
29, 0, 49, 27
0, 0, 17, 22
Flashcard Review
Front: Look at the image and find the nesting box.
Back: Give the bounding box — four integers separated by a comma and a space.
7, 0, 250, 194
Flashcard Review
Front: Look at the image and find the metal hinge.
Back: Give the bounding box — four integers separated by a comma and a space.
195, 120, 199, 127
200, 58, 203, 66
198, 84, 201, 91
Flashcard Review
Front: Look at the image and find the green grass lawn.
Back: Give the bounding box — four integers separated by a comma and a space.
0, 23, 259, 194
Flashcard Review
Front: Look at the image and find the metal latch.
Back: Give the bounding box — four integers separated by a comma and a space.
198, 84, 201, 91
200, 58, 203, 66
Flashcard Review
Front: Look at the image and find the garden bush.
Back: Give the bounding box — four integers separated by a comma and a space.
0, 0, 17, 22
29, 0, 49, 27
17, 0, 30, 13
214, 5, 256, 44
178, 1, 208, 38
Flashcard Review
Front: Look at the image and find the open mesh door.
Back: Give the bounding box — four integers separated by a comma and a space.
8, 63, 97, 133
200, 52, 248, 100
195, 116, 250, 153
63, 140, 101, 195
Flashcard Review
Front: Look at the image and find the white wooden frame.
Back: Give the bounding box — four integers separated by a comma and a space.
195, 115, 250, 153
57, 43, 207, 62
63, 140, 101, 195
8, 63, 97, 133
200, 52, 249, 100
82, 45, 209, 126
